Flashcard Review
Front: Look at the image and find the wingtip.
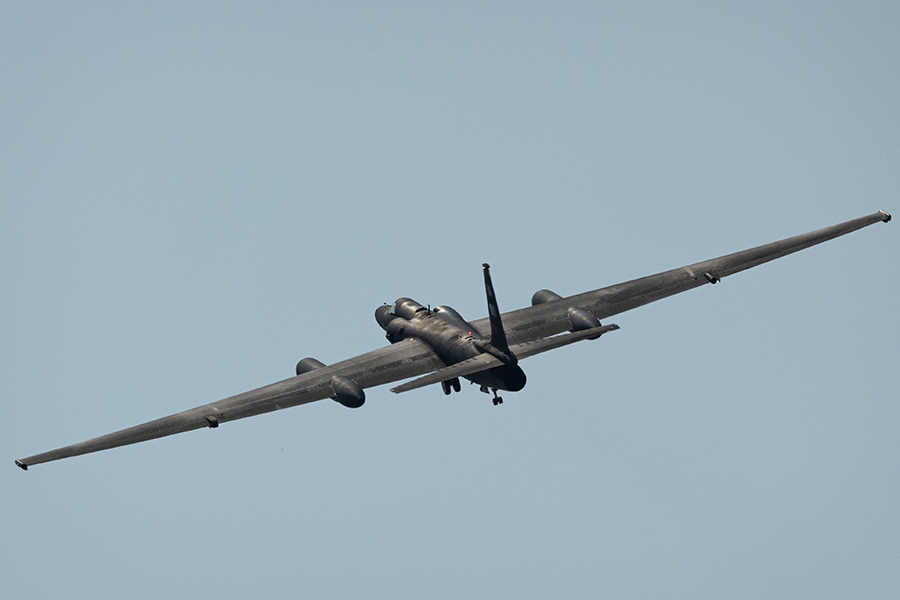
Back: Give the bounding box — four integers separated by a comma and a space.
880, 210, 891, 223
15, 459, 28, 471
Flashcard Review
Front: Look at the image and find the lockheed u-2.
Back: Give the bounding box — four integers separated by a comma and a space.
16, 211, 891, 469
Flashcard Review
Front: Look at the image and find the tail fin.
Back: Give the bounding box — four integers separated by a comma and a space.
482, 263, 510, 353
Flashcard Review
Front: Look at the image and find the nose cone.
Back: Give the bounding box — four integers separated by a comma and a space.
375, 304, 395, 330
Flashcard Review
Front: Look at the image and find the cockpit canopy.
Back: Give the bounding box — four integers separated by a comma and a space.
389, 297, 427, 320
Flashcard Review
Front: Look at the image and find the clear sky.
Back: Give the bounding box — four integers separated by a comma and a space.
2, 3, 898, 599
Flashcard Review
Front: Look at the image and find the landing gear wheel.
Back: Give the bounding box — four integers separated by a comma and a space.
491, 389, 503, 406
441, 380, 452, 395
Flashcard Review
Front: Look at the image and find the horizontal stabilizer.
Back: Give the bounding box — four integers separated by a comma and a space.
390, 323, 618, 394
391, 354, 502, 394
508, 323, 619, 360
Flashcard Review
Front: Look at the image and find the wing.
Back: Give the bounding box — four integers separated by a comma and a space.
471, 210, 891, 345
15, 338, 443, 469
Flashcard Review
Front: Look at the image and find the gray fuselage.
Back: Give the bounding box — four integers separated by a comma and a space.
375, 298, 526, 392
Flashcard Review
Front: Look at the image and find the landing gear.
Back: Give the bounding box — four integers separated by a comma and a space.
479, 384, 503, 406
441, 378, 462, 396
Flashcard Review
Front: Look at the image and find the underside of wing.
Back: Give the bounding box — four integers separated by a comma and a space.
16, 338, 442, 469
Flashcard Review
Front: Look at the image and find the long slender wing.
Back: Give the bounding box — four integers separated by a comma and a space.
473, 210, 891, 345
15, 338, 443, 469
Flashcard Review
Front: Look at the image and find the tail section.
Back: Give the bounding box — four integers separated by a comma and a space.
481, 263, 515, 363
482, 263, 508, 352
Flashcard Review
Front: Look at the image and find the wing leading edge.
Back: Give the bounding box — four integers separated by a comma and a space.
16, 210, 890, 469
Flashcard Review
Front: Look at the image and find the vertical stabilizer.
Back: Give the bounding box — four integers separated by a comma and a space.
482, 263, 510, 353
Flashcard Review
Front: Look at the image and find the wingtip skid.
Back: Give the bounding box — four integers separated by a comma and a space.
15, 459, 27, 471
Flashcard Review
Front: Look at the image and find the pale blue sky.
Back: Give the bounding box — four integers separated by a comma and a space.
2, 3, 898, 599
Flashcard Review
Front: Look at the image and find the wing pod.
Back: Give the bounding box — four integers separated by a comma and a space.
532, 289, 563, 305
538, 295, 604, 339
330, 375, 365, 408
297, 358, 364, 408
296, 357, 327, 376
567, 307, 603, 339
567, 307, 600, 330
